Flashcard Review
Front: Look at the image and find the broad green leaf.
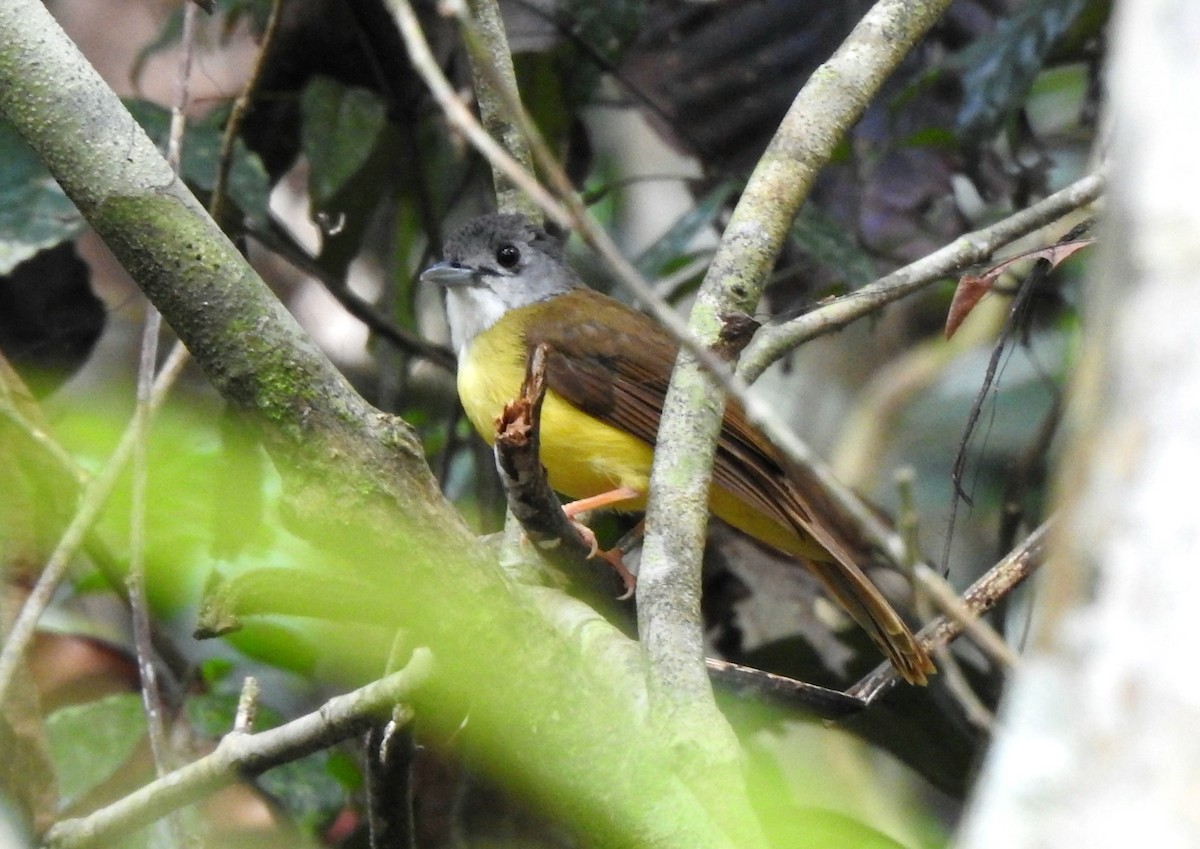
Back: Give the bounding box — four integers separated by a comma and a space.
300, 77, 388, 209
634, 180, 737, 278
955, 0, 1090, 142
0, 120, 86, 274
46, 693, 147, 808
124, 100, 271, 225
791, 204, 878, 290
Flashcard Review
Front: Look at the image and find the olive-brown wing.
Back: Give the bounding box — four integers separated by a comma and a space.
525, 292, 820, 542
525, 289, 932, 683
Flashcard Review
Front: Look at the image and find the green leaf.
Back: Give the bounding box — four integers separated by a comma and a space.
300, 77, 388, 209
46, 693, 148, 808
955, 0, 1090, 142
634, 180, 737, 278
257, 752, 352, 834
0, 119, 86, 274
790, 204, 878, 289
124, 100, 271, 225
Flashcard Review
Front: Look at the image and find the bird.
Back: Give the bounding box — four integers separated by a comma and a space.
422, 212, 933, 685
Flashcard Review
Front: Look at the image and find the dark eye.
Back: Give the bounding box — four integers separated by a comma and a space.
495, 243, 520, 269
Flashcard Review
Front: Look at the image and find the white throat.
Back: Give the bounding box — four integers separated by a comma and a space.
444, 286, 509, 356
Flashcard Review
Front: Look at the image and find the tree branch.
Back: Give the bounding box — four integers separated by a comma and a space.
739, 170, 1107, 382
44, 650, 435, 849
637, 0, 954, 750
0, 4, 744, 845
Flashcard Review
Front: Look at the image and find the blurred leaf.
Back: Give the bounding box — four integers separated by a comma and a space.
199, 657, 236, 688
300, 77, 388, 209
1025, 62, 1090, 137
634, 180, 736, 278
791, 204, 878, 289
46, 694, 147, 808
324, 750, 362, 793
56, 394, 295, 617
0, 119, 86, 275
955, 0, 1089, 142
125, 100, 271, 225
257, 752, 351, 834
770, 808, 913, 849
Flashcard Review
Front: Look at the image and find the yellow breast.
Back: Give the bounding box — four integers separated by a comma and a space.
457, 305, 655, 508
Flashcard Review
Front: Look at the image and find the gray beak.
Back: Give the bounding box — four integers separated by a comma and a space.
420, 261, 476, 288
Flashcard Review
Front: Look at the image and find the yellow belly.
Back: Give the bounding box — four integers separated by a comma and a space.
458, 310, 655, 508
458, 308, 821, 559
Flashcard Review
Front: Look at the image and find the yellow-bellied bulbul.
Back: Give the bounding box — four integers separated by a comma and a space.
422, 213, 933, 685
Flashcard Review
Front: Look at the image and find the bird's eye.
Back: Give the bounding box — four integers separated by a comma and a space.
495, 243, 520, 269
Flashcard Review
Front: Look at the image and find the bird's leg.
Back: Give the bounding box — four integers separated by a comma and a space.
560, 486, 641, 519
561, 486, 640, 599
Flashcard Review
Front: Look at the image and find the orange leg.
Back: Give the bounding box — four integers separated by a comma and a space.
561, 486, 641, 518
561, 486, 640, 599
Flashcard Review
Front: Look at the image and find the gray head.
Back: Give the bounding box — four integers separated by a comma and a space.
421, 213, 581, 354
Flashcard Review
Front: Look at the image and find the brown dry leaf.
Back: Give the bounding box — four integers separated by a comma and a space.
945, 239, 1094, 338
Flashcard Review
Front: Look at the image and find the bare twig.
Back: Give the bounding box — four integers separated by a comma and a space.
492, 344, 635, 597
233, 677, 260, 734
44, 650, 434, 849
365, 710, 418, 849
707, 175, 1105, 619
0, 343, 191, 709
703, 658, 865, 719
739, 171, 1106, 382
703, 520, 1047, 718
461, 0, 535, 214
125, 2, 201, 805
396, 0, 746, 402
386, 0, 564, 221
637, 0, 956, 740
849, 521, 1050, 705
210, 0, 285, 226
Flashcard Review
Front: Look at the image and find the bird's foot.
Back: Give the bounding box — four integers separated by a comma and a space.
569, 519, 636, 600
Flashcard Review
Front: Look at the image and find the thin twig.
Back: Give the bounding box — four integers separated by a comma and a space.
896, 469, 999, 730
849, 521, 1050, 705
386, 0, 564, 222
393, 0, 742, 397
739, 171, 1106, 382
705, 520, 1048, 717
125, 1, 200, 804
43, 650, 434, 849
245, 216, 456, 371
365, 711, 418, 849
492, 344, 634, 597
713, 174, 1105, 598
233, 676, 259, 734
0, 343, 191, 709
210, 0, 285, 225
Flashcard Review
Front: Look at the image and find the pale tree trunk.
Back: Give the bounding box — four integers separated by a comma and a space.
956, 1, 1200, 847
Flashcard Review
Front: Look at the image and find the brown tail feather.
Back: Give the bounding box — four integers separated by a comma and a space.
805, 559, 934, 686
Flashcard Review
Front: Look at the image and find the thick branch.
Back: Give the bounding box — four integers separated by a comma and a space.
637, 0, 954, 746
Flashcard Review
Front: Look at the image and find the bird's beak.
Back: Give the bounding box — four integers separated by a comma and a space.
420, 261, 476, 288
